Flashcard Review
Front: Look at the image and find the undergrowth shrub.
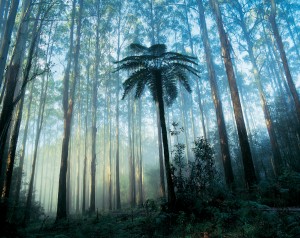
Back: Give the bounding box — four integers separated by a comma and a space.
170, 123, 221, 215
256, 169, 300, 207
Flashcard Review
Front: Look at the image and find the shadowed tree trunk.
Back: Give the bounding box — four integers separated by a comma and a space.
0, 0, 20, 87
197, 0, 234, 187
234, 1, 283, 176
56, 0, 83, 221
154, 70, 176, 208
0, 0, 31, 187
138, 99, 143, 206
14, 82, 33, 207
210, 0, 257, 189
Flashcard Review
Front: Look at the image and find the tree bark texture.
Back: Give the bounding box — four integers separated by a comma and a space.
197, 0, 234, 187
210, 0, 257, 189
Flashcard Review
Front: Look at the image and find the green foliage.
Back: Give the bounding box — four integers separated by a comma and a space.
256, 169, 300, 207
115, 43, 199, 106
170, 124, 219, 213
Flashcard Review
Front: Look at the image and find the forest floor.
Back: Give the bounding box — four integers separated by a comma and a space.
9, 204, 300, 238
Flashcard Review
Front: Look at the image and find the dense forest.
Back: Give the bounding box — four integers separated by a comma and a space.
0, 0, 300, 237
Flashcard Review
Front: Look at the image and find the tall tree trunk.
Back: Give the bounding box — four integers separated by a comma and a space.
108, 90, 112, 210
154, 70, 176, 209
0, 0, 20, 87
235, 1, 283, 176
82, 39, 91, 214
197, 0, 234, 187
23, 64, 49, 224
155, 104, 165, 198
149, 0, 165, 199
0, 0, 39, 223
0, 0, 31, 184
210, 0, 257, 189
90, 1, 100, 213
0, 93, 24, 223
14, 81, 33, 206
76, 85, 81, 214
56, 0, 83, 221
115, 4, 122, 210
269, 0, 300, 123
183, 0, 206, 140
138, 99, 143, 206
0, 0, 8, 44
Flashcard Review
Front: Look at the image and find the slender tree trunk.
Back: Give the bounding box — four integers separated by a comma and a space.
154, 70, 176, 209
115, 4, 122, 210
149, 1, 165, 199
269, 0, 300, 123
56, 0, 83, 221
179, 84, 190, 161
90, 2, 100, 213
108, 91, 112, 210
138, 99, 143, 206
132, 101, 136, 206
236, 2, 283, 176
0, 0, 8, 44
76, 88, 81, 214
82, 39, 91, 214
0, 93, 24, 222
0, 0, 31, 184
0, 0, 20, 87
197, 0, 234, 187
210, 0, 257, 189
183, 0, 206, 140
23, 64, 49, 224
14, 82, 33, 205
156, 104, 166, 198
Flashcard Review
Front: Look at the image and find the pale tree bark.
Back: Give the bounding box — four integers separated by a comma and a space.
269, 0, 300, 123
56, 0, 83, 221
75, 82, 81, 214
197, 0, 234, 187
115, 3, 122, 210
234, 1, 283, 176
23, 60, 50, 225
183, 0, 207, 140
108, 90, 112, 210
210, 0, 257, 189
90, 0, 101, 213
82, 39, 91, 214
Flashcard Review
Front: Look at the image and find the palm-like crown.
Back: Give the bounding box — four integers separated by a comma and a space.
115, 43, 200, 106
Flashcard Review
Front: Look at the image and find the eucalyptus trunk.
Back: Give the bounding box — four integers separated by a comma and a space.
0, 0, 20, 87
210, 0, 257, 189
23, 69, 49, 225
236, 1, 282, 176
197, 0, 234, 187
56, 0, 83, 221
269, 0, 300, 123
90, 6, 100, 213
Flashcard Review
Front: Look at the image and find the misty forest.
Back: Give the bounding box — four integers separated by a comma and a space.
0, 0, 300, 237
